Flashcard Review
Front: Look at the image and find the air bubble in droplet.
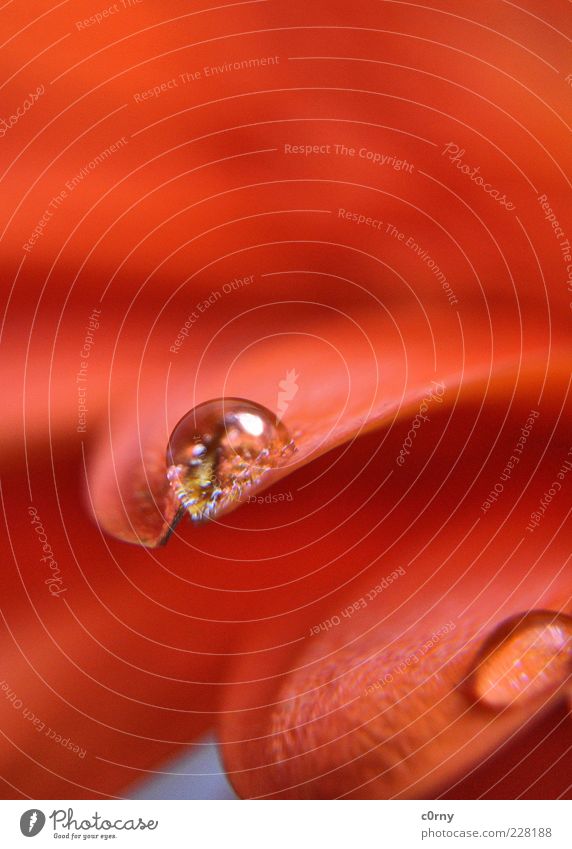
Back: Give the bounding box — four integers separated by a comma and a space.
471, 610, 572, 709
166, 397, 295, 523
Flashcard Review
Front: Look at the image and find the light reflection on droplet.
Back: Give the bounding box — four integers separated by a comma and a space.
236, 412, 265, 437
471, 610, 572, 710
166, 397, 295, 523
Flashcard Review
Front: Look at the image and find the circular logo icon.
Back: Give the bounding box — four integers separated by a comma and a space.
20, 810, 46, 837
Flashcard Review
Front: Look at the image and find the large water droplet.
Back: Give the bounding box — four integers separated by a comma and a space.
471, 611, 572, 709
166, 398, 295, 523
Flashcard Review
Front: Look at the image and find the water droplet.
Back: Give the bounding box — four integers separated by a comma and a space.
166, 398, 295, 523
471, 611, 572, 709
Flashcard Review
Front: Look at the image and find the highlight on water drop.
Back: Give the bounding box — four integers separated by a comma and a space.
166, 397, 295, 524
470, 610, 572, 710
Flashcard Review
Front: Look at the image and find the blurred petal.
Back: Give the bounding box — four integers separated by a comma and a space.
218, 389, 572, 798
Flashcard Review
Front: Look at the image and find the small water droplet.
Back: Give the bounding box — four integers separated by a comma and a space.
166, 397, 295, 523
471, 611, 572, 709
